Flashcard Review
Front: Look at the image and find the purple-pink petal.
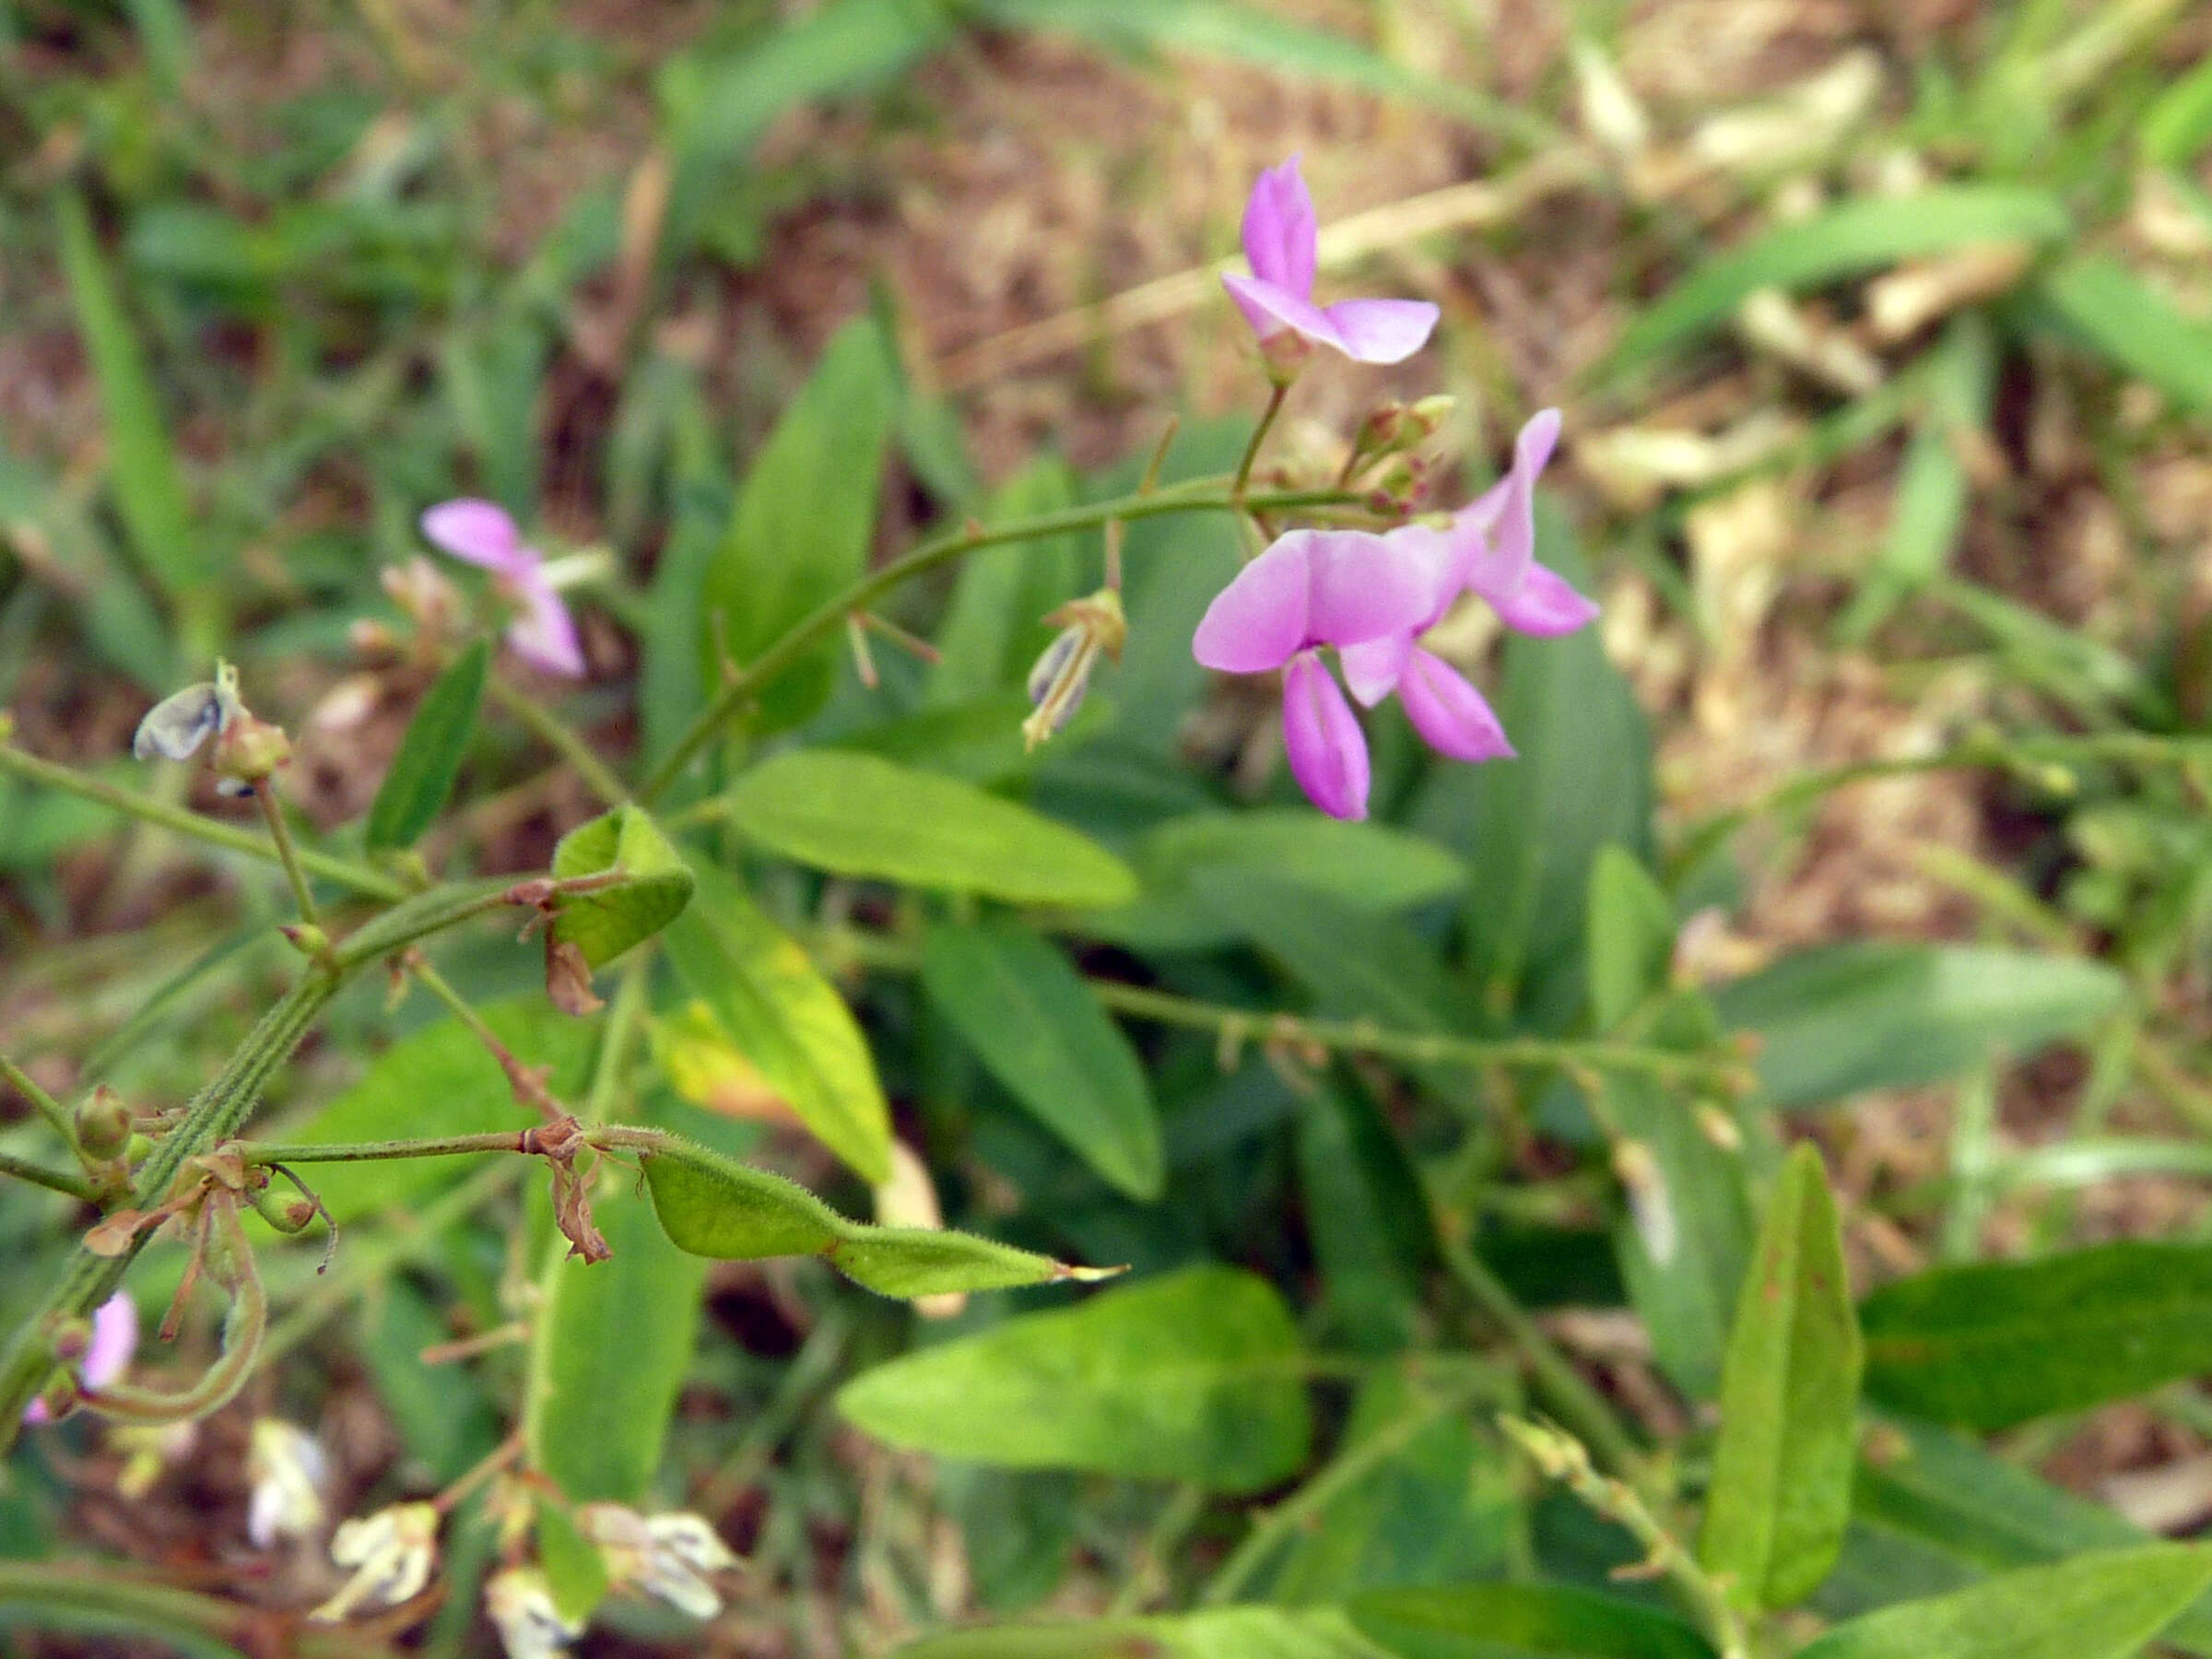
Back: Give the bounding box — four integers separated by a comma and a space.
1398, 650, 1515, 762
1221, 271, 1335, 348
506, 574, 586, 679
1339, 630, 1414, 708
421, 499, 535, 576
1319, 298, 1440, 365
1281, 653, 1371, 820
1302, 529, 1432, 646
1193, 534, 1313, 672
1241, 156, 1317, 300
1458, 409, 1560, 599
1488, 561, 1599, 638
24, 1293, 137, 1424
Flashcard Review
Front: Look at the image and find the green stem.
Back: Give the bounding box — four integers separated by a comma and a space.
0, 742, 404, 901
232, 1131, 535, 1165
0, 1150, 98, 1203
0, 875, 548, 1444
254, 782, 319, 926
1204, 1366, 1495, 1606
815, 924, 1743, 1088
1439, 1233, 1648, 1487
484, 668, 629, 807
1, 1050, 81, 1157
636, 481, 1358, 805
0, 1561, 362, 1656
409, 955, 563, 1121
1231, 382, 1290, 506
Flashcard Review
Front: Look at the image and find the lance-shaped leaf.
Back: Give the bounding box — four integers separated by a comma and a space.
887, 1605, 1389, 1659
699, 317, 893, 732
1861, 1240, 2212, 1429
921, 921, 1162, 1200
549, 805, 695, 968
1349, 1583, 1716, 1659
365, 640, 488, 851
1700, 1144, 1862, 1611
836, 1265, 1310, 1492
1792, 1544, 2212, 1659
724, 749, 1136, 908
635, 1131, 1113, 1298
660, 865, 891, 1182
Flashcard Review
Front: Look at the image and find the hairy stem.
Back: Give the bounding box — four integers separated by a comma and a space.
0, 1150, 99, 1204
1, 1050, 81, 1158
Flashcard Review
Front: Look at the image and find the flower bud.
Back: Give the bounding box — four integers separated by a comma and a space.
76, 1087, 133, 1161
210, 711, 293, 790
1023, 589, 1126, 751
280, 924, 332, 960
246, 1418, 328, 1548
487, 1567, 583, 1659
309, 1500, 439, 1622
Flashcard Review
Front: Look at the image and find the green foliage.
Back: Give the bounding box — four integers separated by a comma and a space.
725, 749, 1139, 907
1861, 1241, 2212, 1428
922, 921, 1163, 1199
549, 804, 695, 968
661, 864, 892, 1181
364, 641, 488, 852
1700, 1146, 1862, 1611
638, 1132, 1107, 1294
1347, 1583, 1715, 1658
699, 318, 895, 731
889, 1606, 1390, 1658
2035, 257, 2212, 420
837, 1266, 1311, 1491
1713, 943, 2126, 1108
1792, 1546, 2212, 1659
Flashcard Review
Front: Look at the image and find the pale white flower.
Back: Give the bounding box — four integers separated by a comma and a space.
580, 1504, 739, 1620
309, 1501, 440, 1623
486, 1567, 583, 1659
245, 1418, 329, 1548
132, 663, 243, 761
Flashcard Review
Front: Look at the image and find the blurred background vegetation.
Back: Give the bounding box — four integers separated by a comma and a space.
6, 0, 2212, 1654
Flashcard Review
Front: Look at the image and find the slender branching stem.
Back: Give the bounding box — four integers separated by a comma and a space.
0, 1151, 98, 1204
1231, 382, 1290, 507
0, 742, 405, 900
0, 1051, 81, 1158
484, 669, 629, 807
253, 782, 318, 926
230, 1131, 538, 1165
408, 955, 565, 1122
636, 480, 1359, 804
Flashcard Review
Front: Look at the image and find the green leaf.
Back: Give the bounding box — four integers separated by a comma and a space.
2142, 53, 2212, 167
699, 318, 894, 731
724, 749, 1137, 907
2036, 256, 2212, 420
524, 1175, 708, 1505
1293, 1083, 1430, 1354
1585, 845, 1675, 1032
921, 921, 1162, 1200
1606, 1073, 1755, 1400
634, 1132, 1104, 1296
836, 1265, 1311, 1491
548, 805, 695, 969
1793, 1545, 2212, 1659
1862, 1240, 2212, 1429
284, 999, 598, 1222
888, 1606, 1390, 1659
927, 456, 1081, 705
1713, 943, 2125, 1108
1413, 510, 1653, 1030
55, 191, 205, 618
1608, 186, 2067, 370
660, 864, 891, 1180
1700, 1145, 1862, 1611
1348, 1583, 1715, 1659
1093, 810, 1469, 951
364, 641, 488, 851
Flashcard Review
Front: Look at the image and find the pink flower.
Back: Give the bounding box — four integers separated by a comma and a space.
1339, 411, 1594, 759
1192, 529, 1433, 819
24, 1292, 136, 1423
419, 500, 585, 679
1223, 158, 1440, 368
